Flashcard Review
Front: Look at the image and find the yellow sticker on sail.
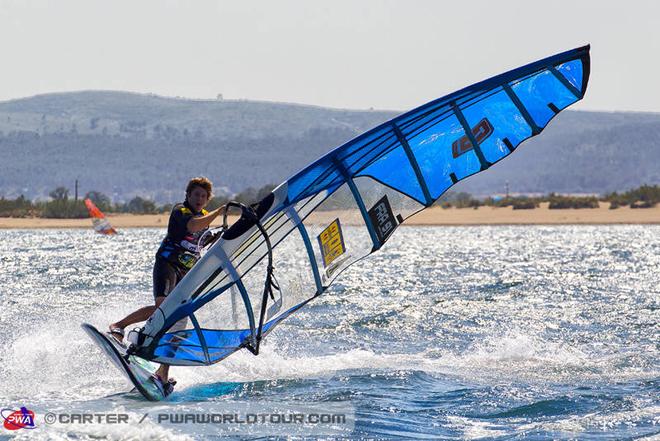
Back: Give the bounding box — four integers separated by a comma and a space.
317, 218, 346, 268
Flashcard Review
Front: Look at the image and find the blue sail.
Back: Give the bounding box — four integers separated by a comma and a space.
134, 45, 590, 366
283, 45, 589, 209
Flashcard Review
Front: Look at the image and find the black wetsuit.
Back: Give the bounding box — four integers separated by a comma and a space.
153, 201, 208, 299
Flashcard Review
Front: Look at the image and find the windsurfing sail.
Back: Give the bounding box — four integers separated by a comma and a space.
84, 198, 117, 235
129, 45, 590, 366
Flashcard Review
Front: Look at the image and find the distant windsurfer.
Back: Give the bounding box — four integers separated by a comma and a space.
108, 176, 226, 393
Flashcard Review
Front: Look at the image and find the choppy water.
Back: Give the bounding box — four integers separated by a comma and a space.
0, 226, 658, 440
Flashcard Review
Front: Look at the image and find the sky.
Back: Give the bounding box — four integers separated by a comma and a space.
0, 0, 658, 113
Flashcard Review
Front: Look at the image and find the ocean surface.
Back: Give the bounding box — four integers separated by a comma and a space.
0, 226, 658, 440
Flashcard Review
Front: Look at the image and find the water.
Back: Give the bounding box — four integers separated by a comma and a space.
0, 226, 658, 440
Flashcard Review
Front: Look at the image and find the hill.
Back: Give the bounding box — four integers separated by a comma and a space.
0, 91, 658, 202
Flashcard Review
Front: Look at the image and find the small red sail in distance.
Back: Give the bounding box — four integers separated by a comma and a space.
84, 198, 117, 235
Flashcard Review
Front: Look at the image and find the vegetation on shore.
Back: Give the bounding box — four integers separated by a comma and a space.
434, 185, 659, 210
0, 184, 276, 218
0, 184, 657, 218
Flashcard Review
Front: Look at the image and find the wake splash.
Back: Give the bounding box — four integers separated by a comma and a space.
1, 311, 649, 405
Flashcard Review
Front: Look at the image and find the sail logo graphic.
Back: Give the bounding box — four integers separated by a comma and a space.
317, 218, 346, 268
368, 195, 397, 243
452, 118, 493, 158
1, 407, 36, 430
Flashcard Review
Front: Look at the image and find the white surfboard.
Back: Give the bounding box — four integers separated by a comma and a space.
81, 323, 172, 401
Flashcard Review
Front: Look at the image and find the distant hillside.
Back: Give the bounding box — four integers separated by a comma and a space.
0, 91, 658, 202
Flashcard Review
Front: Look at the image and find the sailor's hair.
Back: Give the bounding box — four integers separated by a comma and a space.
186, 176, 213, 198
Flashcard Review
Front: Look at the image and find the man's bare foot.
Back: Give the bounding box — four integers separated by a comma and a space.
108, 325, 124, 343
151, 374, 176, 396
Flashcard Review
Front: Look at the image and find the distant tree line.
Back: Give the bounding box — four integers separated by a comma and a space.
437, 192, 603, 210
603, 185, 660, 209
0, 184, 658, 218
0, 183, 279, 218
0, 195, 35, 217
435, 184, 659, 210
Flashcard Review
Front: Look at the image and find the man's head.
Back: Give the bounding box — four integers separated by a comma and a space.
185, 176, 213, 213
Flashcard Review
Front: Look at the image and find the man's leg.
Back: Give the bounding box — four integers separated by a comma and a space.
110, 306, 155, 330
117, 257, 178, 387
155, 364, 170, 380
149, 258, 178, 384
109, 297, 166, 340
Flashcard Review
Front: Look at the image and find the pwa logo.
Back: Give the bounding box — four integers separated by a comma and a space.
1, 407, 36, 430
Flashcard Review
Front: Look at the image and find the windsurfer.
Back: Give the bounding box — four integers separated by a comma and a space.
108, 176, 226, 390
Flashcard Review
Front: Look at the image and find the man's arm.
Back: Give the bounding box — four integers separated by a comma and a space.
186, 205, 227, 233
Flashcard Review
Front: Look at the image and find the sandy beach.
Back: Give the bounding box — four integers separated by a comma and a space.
0, 203, 658, 229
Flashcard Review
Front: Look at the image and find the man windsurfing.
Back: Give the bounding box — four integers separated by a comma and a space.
108, 176, 227, 394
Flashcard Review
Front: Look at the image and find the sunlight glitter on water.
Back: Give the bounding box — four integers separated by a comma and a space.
0, 226, 658, 439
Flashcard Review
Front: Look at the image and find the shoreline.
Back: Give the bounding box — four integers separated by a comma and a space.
0, 203, 658, 229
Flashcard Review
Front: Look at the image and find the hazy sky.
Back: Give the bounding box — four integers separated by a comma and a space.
1, 0, 658, 112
